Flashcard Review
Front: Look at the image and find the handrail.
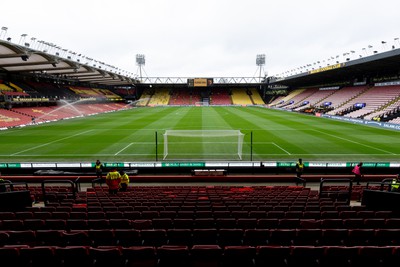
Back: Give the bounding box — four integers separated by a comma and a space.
366, 178, 392, 191
41, 179, 76, 205
319, 178, 353, 205
74, 177, 81, 192
91, 178, 103, 188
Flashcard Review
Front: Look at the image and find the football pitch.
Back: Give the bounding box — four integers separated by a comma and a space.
0, 106, 399, 163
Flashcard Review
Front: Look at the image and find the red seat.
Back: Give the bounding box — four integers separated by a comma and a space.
167, 229, 192, 246
109, 218, 131, 229
320, 229, 348, 246
256, 245, 291, 267
152, 218, 173, 229
62, 230, 91, 246
36, 229, 64, 246
141, 229, 167, 246
89, 246, 124, 267
218, 229, 244, 246
55, 246, 91, 267
19, 246, 59, 267
190, 245, 223, 267
243, 229, 269, 246
321, 246, 359, 267
157, 245, 190, 267
88, 229, 115, 246
192, 228, 218, 245
7, 230, 37, 246
0, 246, 25, 266
122, 246, 157, 267
114, 229, 141, 246
222, 246, 256, 267
45, 219, 67, 230
356, 246, 394, 267
288, 246, 325, 267
294, 229, 322, 245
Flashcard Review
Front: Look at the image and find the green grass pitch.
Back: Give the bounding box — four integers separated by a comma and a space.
0, 106, 399, 162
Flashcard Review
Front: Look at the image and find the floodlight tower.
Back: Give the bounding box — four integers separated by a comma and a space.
136, 54, 145, 82
256, 54, 266, 82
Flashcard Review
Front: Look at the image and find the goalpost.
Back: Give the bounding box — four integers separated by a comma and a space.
163, 130, 245, 160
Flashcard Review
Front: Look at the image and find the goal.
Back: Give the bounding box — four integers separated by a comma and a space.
163, 130, 245, 160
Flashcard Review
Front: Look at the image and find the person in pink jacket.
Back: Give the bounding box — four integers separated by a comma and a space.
352, 162, 363, 185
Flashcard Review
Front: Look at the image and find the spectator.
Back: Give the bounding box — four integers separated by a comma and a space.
295, 158, 305, 186
95, 160, 103, 182
352, 162, 363, 185
119, 170, 130, 192
106, 168, 121, 194
391, 175, 400, 192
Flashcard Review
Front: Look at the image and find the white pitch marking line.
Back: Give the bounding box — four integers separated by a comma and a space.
115, 143, 134, 156
312, 129, 396, 155
272, 142, 291, 155
11, 130, 94, 156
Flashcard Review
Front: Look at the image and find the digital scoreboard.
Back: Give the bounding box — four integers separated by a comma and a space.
187, 78, 213, 87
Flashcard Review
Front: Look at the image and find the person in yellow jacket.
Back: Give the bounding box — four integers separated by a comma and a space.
119, 170, 130, 192
106, 168, 121, 194
391, 175, 400, 192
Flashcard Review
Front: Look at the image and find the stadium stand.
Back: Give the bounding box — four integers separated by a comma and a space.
231, 88, 253, 105
1, 182, 400, 266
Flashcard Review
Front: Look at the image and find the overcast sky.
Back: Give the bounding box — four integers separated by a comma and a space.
1, 0, 399, 79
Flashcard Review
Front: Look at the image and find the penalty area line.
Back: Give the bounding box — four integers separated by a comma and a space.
115, 143, 134, 155
272, 142, 291, 155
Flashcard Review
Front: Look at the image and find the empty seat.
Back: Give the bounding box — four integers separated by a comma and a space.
109, 218, 131, 229
222, 246, 257, 267
157, 245, 190, 267
268, 229, 296, 246
55, 246, 91, 267
19, 246, 59, 267
355, 246, 394, 267
152, 218, 173, 229
218, 229, 244, 246
45, 219, 67, 230
89, 246, 124, 267
192, 228, 218, 245
36, 229, 64, 246
167, 229, 192, 246
320, 229, 348, 245
114, 229, 142, 246
255, 245, 291, 267
216, 218, 237, 229
288, 246, 325, 267
190, 245, 223, 267
294, 229, 322, 245
0, 246, 24, 266
122, 246, 157, 267
195, 218, 216, 229
0, 219, 25, 230
321, 246, 359, 267
7, 230, 36, 246
141, 229, 168, 246
243, 229, 269, 246
63, 230, 91, 246
88, 229, 115, 246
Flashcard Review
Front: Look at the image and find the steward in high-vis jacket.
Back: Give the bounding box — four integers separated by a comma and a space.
106, 168, 121, 194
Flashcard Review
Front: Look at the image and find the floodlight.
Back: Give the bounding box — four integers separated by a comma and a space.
136, 54, 145, 66
256, 54, 265, 66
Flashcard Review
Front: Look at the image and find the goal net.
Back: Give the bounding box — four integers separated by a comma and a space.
163, 130, 245, 160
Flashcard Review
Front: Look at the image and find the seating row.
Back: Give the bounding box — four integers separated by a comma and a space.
1, 209, 394, 221
0, 244, 399, 267
2, 217, 400, 231
2, 226, 400, 247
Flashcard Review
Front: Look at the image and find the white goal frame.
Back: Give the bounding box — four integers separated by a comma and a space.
163, 130, 245, 160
